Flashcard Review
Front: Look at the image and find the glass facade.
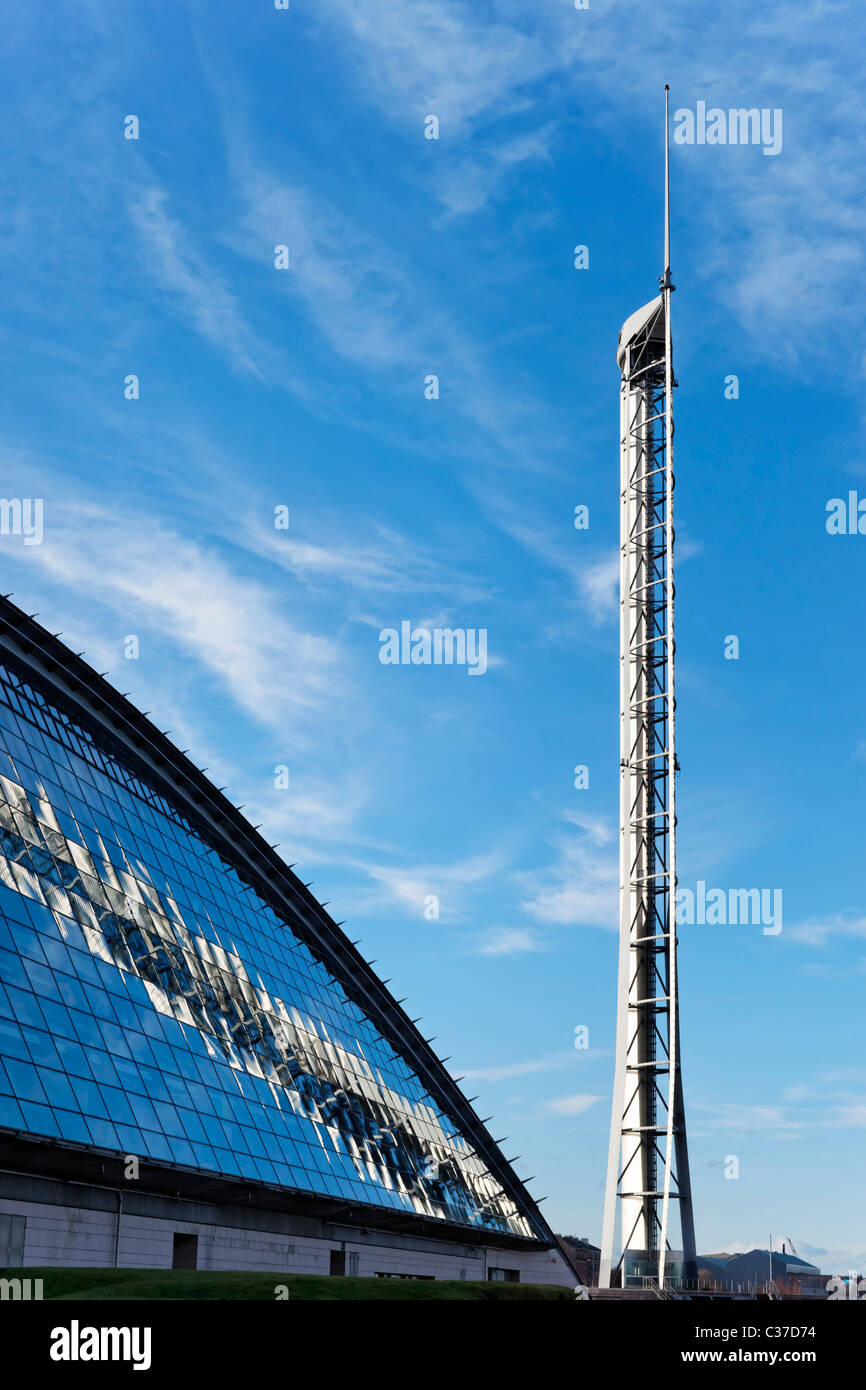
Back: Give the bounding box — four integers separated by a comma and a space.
0, 660, 535, 1239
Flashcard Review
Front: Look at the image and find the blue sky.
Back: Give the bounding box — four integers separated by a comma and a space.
0, 0, 864, 1271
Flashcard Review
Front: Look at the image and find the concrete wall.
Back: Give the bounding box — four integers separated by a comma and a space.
0, 1186, 576, 1288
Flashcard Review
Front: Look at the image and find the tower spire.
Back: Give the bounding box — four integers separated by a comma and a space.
663, 84, 671, 285
598, 87, 697, 1293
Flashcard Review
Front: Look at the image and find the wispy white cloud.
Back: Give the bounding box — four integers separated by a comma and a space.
128, 185, 269, 379
321, 0, 866, 370
695, 1087, 866, 1138
321, 0, 575, 134
782, 1070, 866, 1104
2, 488, 346, 742
544, 1093, 601, 1117
237, 775, 374, 860
462, 1050, 579, 1084
79, 414, 492, 609
436, 123, 557, 218
222, 151, 571, 474
578, 554, 619, 623
474, 927, 545, 957
699, 1074, 866, 1145
466, 484, 620, 627
241, 515, 491, 604
786, 916, 866, 947
515, 809, 618, 928
693, 1100, 804, 1135
360, 849, 506, 919
233, 170, 418, 370
830, 1103, 866, 1128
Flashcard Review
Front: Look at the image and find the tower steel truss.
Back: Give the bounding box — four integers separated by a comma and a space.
598, 88, 697, 1292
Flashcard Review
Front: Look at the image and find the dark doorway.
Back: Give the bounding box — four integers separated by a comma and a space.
0, 1214, 25, 1266
329, 1249, 346, 1276
172, 1233, 198, 1269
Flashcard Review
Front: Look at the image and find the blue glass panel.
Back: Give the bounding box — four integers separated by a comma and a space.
178, 1109, 206, 1143
6, 986, 46, 1030
40, 1068, 78, 1110
136, 1064, 170, 1102
54, 1035, 90, 1077
0, 1092, 24, 1128
191, 1142, 217, 1170
8, 925, 46, 965
128, 1094, 159, 1130
55, 976, 90, 1013
0, 948, 31, 991
85, 1117, 121, 1150
0, 1017, 31, 1061
54, 1109, 94, 1145
140, 1130, 174, 1163
22, 1026, 62, 1070
82, 1048, 119, 1085
19, 1100, 60, 1137
113, 1124, 144, 1153
167, 1137, 196, 1166
69, 1075, 110, 1118
98, 1085, 136, 1126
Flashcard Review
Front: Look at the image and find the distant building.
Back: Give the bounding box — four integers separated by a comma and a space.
698, 1248, 826, 1297
559, 1235, 601, 1286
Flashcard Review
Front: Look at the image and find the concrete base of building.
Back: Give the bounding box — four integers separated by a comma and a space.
0, 1170, 576, 1287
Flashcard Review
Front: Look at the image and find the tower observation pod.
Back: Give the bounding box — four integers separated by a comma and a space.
598, 88, 697, 1293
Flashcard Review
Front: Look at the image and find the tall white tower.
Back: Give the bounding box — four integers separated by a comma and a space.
599, 88, 697, 1292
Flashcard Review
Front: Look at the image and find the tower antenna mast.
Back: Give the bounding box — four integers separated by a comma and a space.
599, 86, 698, 1292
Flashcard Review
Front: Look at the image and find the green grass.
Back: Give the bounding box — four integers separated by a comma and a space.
2, 1267, 576, 1301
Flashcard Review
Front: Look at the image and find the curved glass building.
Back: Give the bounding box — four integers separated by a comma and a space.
0, 596, 572, 1284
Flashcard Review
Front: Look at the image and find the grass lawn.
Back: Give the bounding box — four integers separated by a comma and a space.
3, 1267, 576, 1300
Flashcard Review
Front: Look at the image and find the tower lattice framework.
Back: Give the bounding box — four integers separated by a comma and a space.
599, 89, 697, 1292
